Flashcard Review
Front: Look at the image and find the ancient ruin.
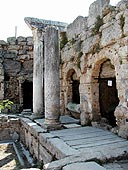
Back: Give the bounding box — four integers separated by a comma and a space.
0, 0, 128, 169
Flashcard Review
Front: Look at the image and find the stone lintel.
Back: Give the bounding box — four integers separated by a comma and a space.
24, 17, 68, 31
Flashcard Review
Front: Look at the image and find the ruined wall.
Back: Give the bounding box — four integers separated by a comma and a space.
61, 0, 128, 126
0, 36, 33, 112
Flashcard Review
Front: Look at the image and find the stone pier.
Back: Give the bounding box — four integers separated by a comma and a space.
44, 27, 61, 129
32, 28, 44, 119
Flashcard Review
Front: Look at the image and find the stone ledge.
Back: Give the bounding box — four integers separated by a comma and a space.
63, 162, 106, 170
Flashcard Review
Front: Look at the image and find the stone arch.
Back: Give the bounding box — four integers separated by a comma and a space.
66, 68, 80, 104
63, 67, 80, 114
91, 57, 119, 126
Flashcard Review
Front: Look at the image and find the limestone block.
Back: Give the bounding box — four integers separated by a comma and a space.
18, 50, 27, 55
124, 9, 128, 36
118, 124, 128, 139
100, 21, 122, 47
82, 35, 100, 54
118, 46, 128, 58
23, 45, 30, 51
67, 16, 87, 40
0, 40, 7, 45
8, 50, 18, 54
114, 105, 128, 126
4, 52, 17, 59
61, 46, 77, 62
39, 145, 53, 164
28, 123, 46, 137
87, 0, 110, 27
8, 45, 20, 50
3, 59, 21, 74
103, 10, 117, 24
18, 54, 30, 60
17, 36, 26, 42
117, 0, 128, 11
32, 136, 39, 158
7, 37, 16, 45
18, 41, 27, 45
27, 36, 33, 45
63, 162, 106, 170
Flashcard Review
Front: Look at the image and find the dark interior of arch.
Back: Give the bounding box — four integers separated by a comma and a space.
22, 80, 33, 110
99, 60, 119, 127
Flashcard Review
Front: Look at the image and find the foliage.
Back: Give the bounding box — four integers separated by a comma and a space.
0, 99, 14, 113
92, 16, 103, 35
60, 32, 68, 50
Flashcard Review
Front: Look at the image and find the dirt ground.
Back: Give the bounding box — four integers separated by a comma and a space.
0, 143, 21, 170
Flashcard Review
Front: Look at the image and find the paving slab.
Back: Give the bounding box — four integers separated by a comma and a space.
63, 123, 81, 128
34, 115, 80, 126
63, 162, 106, 170
60, 115, 80, 124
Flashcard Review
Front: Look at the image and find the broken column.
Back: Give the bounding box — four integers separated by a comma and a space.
44, 27, 61, 129
32, 28, 44, 119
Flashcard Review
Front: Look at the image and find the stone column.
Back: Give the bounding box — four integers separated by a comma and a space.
44, 27, 61, 129
32, 28, 44, 119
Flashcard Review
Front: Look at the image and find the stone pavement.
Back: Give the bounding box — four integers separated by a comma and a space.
18, 115, 128, 170
41, 116, 128, 170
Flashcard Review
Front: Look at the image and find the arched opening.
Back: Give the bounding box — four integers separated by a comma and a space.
66, 70, 80, 104
71, 76, 80, 104
99, 60, 119, 126
22, 80, 33, 110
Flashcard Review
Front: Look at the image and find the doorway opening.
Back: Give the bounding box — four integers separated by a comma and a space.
71, 72, 80, 104
22, 80, 33, 110
99, 60, 119, 127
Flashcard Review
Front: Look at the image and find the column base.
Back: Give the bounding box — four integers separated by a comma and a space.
30, 113, 44, 120
42, 119, 62, 131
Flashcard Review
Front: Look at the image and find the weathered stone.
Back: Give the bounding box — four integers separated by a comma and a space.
114, 105, 128, 126
67, 16, 87, 40
117, 0, 128, 11
3, 59, 21, 74
17, 36, 26, 42
124, 9, 128, 36
87, 0, 110, 27
7, 37, 16, 45
39, 145, 53, 164
8, 45, 20, 50
100, 20, 122, 47
24, 17, 68, 31
118, 124, 128, 139
22, 60, 33, 72
4, 52, 17, 59
44, 27, 60, 129
82, 35, 100, 54
26, 36, 33, 45
32, 28, 44, 118
0, 40, 7, 45
63, 162, 106, 170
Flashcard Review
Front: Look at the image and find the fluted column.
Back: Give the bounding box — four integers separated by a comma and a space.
44, 27, 61, 129
32, 28, 44, 119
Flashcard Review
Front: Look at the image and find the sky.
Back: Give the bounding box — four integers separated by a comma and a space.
0, 0, 120, 41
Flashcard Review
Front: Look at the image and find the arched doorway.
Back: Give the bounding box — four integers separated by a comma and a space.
99, 60, 119, 126
22, 80, 33, 110
66, 70, 80, 104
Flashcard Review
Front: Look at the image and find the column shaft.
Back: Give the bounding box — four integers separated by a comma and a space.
44, 27, 61, 129
32, 28, 44, 119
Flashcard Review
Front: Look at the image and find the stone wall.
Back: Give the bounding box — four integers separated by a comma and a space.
0, 36, 33, 112
60, 0, 128, 126
0, 115, 20, 140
